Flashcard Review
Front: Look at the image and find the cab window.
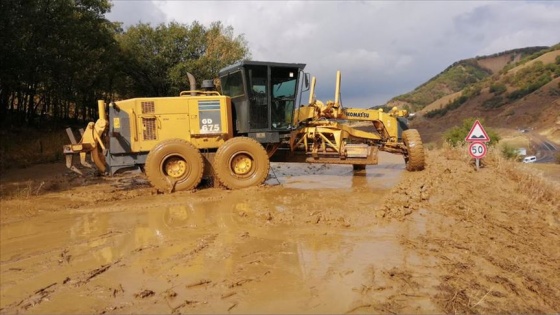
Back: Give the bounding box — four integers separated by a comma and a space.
220, 71, 244, 97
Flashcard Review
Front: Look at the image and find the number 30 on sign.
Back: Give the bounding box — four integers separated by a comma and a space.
468, 141, 487, 159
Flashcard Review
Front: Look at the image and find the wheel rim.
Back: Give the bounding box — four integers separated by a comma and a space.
230, 153, 253, 176
164, 156, 188, 178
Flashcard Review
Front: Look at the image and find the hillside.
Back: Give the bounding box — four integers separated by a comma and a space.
388, 46, 548, 113
390, 44, 560, 144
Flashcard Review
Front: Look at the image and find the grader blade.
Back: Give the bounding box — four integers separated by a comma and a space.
65, 154, 83, 175
80, 152, 93, 168
63, 122, 104, 175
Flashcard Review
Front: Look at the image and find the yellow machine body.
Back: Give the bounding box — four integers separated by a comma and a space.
63, 63, 425, 193
111, 95, 233, 153
64, 91, 234, 177
287, 71, 417, 166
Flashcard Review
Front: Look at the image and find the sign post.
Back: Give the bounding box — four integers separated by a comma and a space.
465, 120, 490, 171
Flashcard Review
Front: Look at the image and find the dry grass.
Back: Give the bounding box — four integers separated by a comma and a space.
488, 148, 559, 200
0, 181, 47, 199
0, 129, 67, 174
442, 143, 560, 207
425, 144, 560, 314
498, 135, 531, 150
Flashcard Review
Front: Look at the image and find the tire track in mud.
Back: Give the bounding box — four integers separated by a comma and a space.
93, 232, 282, 315
1, 230, 124, 266
1, 227, 128, 312
0, 231, 222, 314
2, 259, 120, 313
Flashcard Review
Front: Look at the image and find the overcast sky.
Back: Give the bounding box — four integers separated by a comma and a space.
106, 0, 560, 108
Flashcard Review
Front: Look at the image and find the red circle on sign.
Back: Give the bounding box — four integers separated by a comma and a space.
468, 141, 487, 158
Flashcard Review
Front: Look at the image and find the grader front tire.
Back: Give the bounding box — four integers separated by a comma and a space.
402, 129, 425, 171
214, 137, 270, 190
144, 139, 204, 192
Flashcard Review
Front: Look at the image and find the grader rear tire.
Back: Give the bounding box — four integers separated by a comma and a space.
402, 129, 425, 171
214, 137, 270, 189
144, 139, 204, 192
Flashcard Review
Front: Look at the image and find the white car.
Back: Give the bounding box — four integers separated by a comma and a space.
522, 156, 537, 163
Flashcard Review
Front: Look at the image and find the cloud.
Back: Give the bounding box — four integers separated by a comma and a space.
106, 0, 166, 26
106, 0, 560, 107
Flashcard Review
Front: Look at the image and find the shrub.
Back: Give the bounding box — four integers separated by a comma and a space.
424, 93, 470, 118
482, 96, 505, 109
489, 83, 507, 95
443, 117, 500, 147
500, 143, 520, 160
549, 86, 560, 97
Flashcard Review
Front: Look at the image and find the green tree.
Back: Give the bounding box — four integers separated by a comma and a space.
116, 21, 250, 98
0, 0, 117, 126
0, 2, 250, 126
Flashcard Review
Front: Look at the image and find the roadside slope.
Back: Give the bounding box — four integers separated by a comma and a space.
376, 145, 560, 313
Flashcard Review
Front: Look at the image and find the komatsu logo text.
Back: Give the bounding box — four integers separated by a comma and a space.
345, 111, 369, 118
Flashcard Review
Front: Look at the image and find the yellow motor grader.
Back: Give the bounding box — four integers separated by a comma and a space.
64, 60, 424, 192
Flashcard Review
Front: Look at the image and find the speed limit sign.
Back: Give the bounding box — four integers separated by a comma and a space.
469, 141, 487, 158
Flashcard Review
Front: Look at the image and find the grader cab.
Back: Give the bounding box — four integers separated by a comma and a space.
64, 60, 424, 192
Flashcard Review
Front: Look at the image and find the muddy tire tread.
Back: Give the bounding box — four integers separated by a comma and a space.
213, 137, 270, 190
403, 129, 425, 171
144, 138, 204, 192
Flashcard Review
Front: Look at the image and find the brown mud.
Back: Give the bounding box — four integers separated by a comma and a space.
1, 150, 559, 314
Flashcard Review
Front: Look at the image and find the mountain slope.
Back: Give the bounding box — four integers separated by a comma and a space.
391, 44, 560, 144
389, 46, 548, 113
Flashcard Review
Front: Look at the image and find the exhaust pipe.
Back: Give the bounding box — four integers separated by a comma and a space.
187, 73, 196, 96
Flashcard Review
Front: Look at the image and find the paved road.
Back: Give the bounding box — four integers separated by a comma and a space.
527, 132, 558, 163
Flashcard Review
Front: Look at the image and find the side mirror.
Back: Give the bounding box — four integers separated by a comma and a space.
302, 72, 310, 91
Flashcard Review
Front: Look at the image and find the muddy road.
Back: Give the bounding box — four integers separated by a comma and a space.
1, 149, 560, 314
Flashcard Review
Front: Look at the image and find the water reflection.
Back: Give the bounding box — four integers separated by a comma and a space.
1, 189, 435, 314
269, 161, 404, 190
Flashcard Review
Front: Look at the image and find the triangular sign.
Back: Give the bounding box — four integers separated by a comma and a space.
465, 120, 490, 142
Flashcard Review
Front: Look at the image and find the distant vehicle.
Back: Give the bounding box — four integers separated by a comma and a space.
522, 156, 537, 163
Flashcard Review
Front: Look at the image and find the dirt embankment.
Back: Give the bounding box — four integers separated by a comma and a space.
380, 146, 560, 313
1, 148, 559, 314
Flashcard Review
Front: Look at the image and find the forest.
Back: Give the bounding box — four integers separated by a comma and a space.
0, 0, 250, 128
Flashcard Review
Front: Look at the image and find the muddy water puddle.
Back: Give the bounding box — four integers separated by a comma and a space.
1, 197, 433, 313
268, 153, 405, 190
0, 152, 426, 313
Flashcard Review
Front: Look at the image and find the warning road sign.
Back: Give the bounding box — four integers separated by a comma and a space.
465, 120, 490, 142
469, 141, 487, 158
